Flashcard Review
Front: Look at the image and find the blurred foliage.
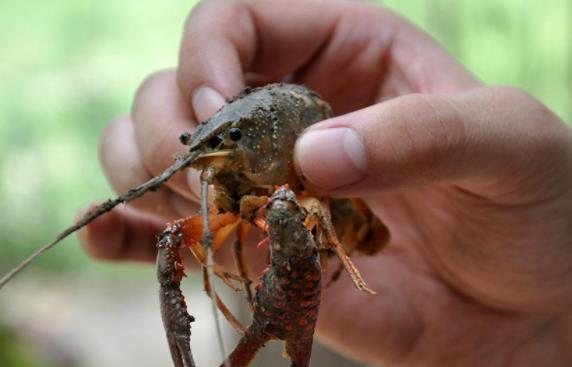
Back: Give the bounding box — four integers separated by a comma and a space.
0, 0, 200, 278
384, 0, 571, 120
0, 324, 49, 367
0, 0, 569, 276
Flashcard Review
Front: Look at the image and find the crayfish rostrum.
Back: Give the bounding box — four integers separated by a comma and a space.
0, 83, 390, 367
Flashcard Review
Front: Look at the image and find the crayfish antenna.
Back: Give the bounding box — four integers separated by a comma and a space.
200, 176, 230, 367
0, 151, 200, 289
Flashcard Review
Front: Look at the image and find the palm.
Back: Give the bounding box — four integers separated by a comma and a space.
313, 183, 561, 366
299, 66, 566, 364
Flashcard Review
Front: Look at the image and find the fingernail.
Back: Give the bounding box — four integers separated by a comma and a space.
192, 86, 226, 122
295, 127, 368, 190
186, 169, 202, 202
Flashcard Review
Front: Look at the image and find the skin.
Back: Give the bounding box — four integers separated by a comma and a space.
79, 0, 572, 366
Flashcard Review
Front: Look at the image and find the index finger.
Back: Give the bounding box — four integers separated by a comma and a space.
177, 0, 342, 101
177, 0, 479, 110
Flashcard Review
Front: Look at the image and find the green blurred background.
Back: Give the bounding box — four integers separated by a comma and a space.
0, 0, 570, 366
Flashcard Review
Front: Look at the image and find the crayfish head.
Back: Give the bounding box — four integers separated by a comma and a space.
180, 115, 263, 213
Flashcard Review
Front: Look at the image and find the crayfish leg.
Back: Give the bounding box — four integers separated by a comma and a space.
202, 267, 247, 334
232, 221, 254, 306
156, 226, 197, 367
330, 198, 390, 256
239, 194, 269, 223
324, 250, 352, 288
304, 197, 375, 294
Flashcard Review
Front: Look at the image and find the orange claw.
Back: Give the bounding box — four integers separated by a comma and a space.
170, 212, 238, 257
168, 211, 242, 290
169, 211, 239, 253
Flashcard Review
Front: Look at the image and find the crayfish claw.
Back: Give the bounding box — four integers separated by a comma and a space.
156, 227, 197, 367
167, 333, 196, 367
285, 337, 313, 367
219, 327, 271, 367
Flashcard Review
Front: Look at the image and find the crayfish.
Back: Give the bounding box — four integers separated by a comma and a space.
0, 83, 390, 366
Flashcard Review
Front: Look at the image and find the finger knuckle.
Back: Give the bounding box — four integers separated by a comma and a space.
132, 72, 179, 176
491, 85, 535, 107
81, 232, 122, 261
134, 69, 173, 109
487, 86, 572, 182
185, 0, 246, 32
393, 94, 466, 179
83, 242, 113, 261
491, 85, 562, 129
99, 116, 129, 174
493, 84, 570, 138
97, 118, 151, 194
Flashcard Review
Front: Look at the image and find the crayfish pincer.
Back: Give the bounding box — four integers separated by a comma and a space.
156, 226, 197, 367
0, 83, 390, 367
221, 186, 321, 367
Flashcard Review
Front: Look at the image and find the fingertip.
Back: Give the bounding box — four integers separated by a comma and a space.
177, 0, 252, 102
77, 205, 165, 263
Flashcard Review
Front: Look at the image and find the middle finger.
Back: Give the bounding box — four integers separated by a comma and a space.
132, 68, 200, 200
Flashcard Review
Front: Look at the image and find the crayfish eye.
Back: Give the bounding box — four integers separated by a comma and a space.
179, 132, 192, 145
229, 127, 242, 141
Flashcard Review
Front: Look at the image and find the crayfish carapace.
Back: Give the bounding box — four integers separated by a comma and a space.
0, 83, 390, 367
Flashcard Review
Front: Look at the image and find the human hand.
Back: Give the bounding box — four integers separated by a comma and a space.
79, 0, 572, 365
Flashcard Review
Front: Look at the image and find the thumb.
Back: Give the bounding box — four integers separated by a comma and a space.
294, 86, 571, 197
